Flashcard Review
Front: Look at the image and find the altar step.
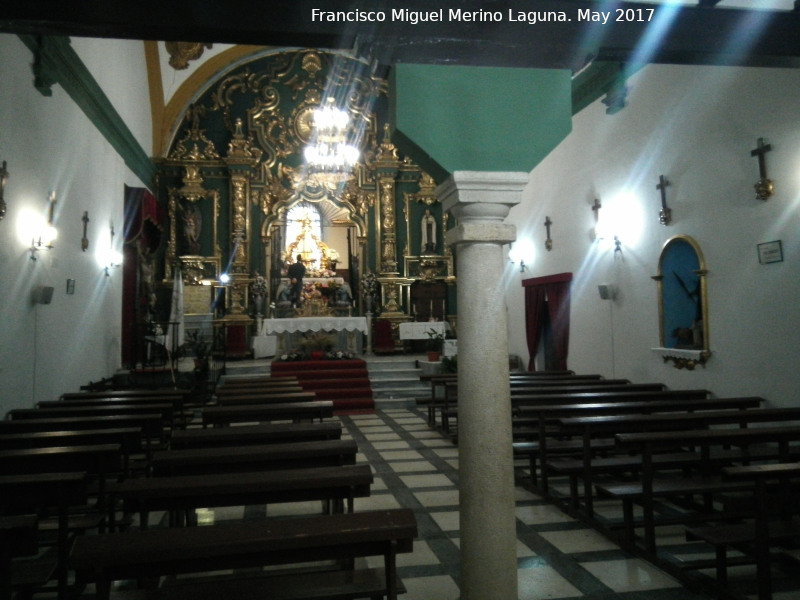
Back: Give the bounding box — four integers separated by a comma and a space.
365, 355, 430, 405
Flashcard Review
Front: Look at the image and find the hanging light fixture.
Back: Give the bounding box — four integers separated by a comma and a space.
304, 97, 359, 187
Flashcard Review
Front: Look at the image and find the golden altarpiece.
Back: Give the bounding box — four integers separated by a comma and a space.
143, 49, 456, 357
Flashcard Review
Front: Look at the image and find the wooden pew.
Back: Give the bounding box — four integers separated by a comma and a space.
551, 404, 799, 517
685, 462, 800, 600
215, 391, 318, 406
169, 422, 342, 449
0, 428, 142, 477
150, 439, 358, 476
61, 389, 188, 402
601, 424, 800, 555
0, 414, 165, 462
513, 395, 761, 495
70, 508, 418, 600
0, 514, 42, 600
10, 403, 175, 429
219, 375, 299, 385
202, 401, 334, 427
215, 384, 304, 396
0, 472, 89, 598
108, 464, 373, 528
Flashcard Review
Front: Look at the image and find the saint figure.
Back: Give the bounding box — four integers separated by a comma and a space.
421, 209, 436, 254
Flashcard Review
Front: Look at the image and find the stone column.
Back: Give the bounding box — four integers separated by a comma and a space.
438, 171, 528, 600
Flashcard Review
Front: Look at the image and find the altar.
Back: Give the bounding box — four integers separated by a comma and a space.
262, 316, 367, 355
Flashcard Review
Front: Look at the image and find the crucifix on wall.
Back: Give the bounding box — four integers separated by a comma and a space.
656, 175, 672, 225
750, 137, 774, 201
544, 216, 553, 251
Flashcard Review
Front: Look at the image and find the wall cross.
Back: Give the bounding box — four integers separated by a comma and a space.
544, 216, 553, 251
656, 175, 671, 225
750, 137, 774, 200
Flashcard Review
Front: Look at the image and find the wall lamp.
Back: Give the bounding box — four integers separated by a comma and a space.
29, 191, 58, 261
103, 222, 122, 276
508, 240, 533, 273
0, 160, 8, 221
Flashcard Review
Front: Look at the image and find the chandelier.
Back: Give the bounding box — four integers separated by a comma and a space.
303, 97, 359, 187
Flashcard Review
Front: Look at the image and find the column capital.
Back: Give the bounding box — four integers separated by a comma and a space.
438, 171, 527, 246
437, 171, 528, 222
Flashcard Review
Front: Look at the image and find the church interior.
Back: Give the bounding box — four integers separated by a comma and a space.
2, 1, 800, 599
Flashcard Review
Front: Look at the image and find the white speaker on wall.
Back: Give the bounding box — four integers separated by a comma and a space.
598, 284, 616, 300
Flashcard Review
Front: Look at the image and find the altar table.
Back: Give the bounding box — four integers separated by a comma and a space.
263, 317, 367, 354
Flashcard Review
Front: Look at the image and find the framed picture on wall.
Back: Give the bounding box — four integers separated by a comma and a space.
757, 240, 783, 264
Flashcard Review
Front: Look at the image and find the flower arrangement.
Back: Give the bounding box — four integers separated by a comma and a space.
361, 270, 378, 299
276, 351, 304, 361
250, 272, 268, 297
325, 349, 355, 360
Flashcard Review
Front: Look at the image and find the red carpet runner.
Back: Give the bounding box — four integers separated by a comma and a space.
270, 359, 375, 414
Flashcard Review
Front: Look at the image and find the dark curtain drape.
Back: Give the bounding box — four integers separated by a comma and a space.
524, 285, 547, 371
522, 273, 572, 372
545, 280, 571, 371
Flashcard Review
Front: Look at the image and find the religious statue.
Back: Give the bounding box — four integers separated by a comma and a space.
421, 209, 437, 254
180, 201, 202, 254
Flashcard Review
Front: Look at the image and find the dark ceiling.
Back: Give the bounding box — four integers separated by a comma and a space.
2, 0, 799, 72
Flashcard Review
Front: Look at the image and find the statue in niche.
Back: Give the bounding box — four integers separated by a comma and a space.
421, 209, 437, 254
180, 201, 202, 255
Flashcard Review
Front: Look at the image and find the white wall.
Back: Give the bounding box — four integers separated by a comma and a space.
0, 35, 152, 412
507, 64, 800, 407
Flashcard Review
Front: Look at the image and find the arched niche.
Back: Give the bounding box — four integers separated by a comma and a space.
652, 235, 710, 370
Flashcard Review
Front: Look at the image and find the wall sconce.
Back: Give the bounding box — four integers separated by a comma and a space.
0, 160, 8, 221
29, 191, 58, 261
102, 222, 122, 276
508, 240, 533, 273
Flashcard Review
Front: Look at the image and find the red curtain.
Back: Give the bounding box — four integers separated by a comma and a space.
522, 273, 572, 371
524, 285, 547, 371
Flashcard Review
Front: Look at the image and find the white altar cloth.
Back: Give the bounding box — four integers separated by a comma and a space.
264, 316, 367, 335
264, 317, 367, 354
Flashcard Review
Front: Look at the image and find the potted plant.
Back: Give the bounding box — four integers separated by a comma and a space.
425, 328, 445, 362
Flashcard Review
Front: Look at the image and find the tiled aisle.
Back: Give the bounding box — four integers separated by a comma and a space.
341, 407, 714, 600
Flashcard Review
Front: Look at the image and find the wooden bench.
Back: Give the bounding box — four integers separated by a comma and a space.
684, 462, 800, 600
109, 568, 405, 600
10, 403, 176, 429
550, 402, 796, 516
215, 391, 318, 406
169, 422, 342, 449
150, 439, 359, 476
513, 395, 758, 495
202, 401, 334, 427
108, 464, 373, 528
70, 508, 417, 600
0, 472, 89, 598
601, 425, 800, 555
1, 515, 48, 600
443, 387, 710, 437
0, 427, 143, 476
0, 414, 166, 462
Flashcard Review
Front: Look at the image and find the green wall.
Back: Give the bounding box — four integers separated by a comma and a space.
390, 63, 573, 180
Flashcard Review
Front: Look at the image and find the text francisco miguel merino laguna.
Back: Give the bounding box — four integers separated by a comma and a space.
310, 7, 656, 25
